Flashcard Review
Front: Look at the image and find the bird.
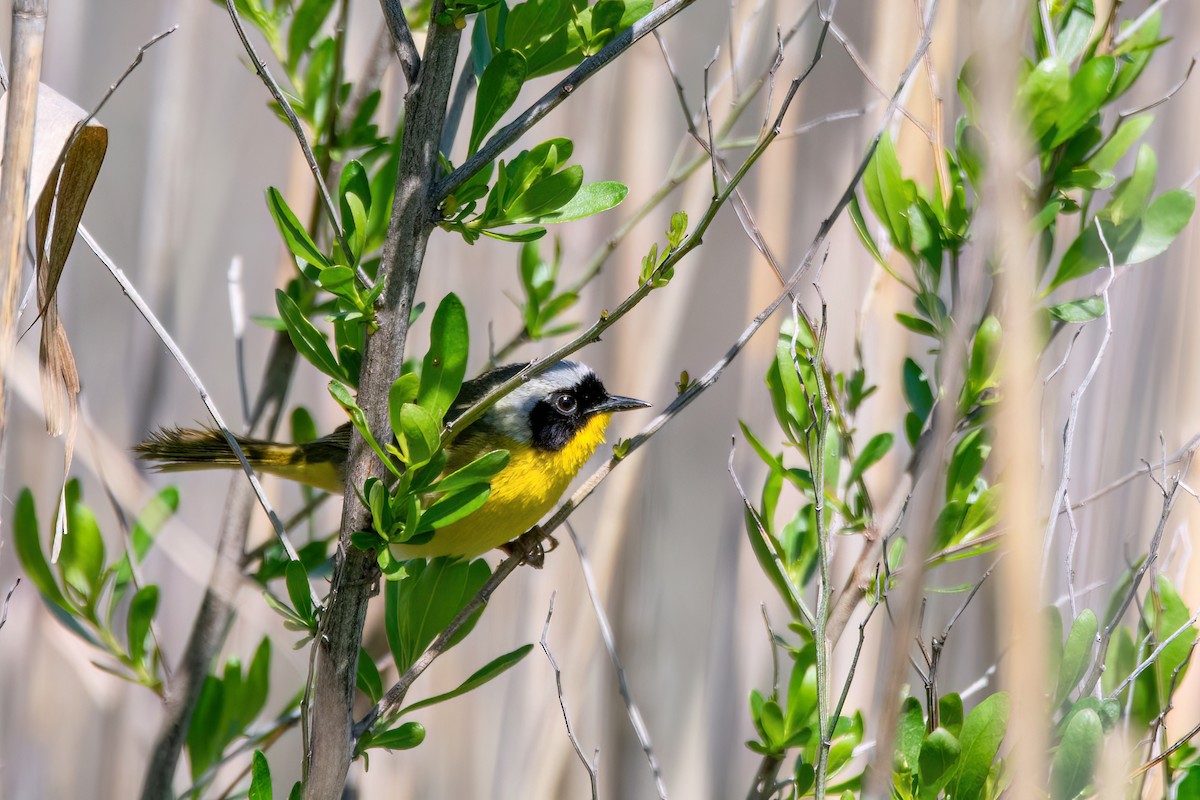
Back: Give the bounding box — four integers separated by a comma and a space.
134, 360, 649, 560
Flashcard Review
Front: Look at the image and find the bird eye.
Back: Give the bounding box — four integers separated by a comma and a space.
554, 394, 578, 415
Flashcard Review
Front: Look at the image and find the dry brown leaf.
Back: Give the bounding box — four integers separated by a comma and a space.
0, 84, 107, 558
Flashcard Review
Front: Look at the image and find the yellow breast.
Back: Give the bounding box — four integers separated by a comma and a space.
390, 414, 612, 560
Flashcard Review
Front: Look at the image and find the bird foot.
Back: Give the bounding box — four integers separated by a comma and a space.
500, 529, 559, 568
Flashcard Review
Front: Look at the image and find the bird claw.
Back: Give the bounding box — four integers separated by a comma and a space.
500, 529, 559, 568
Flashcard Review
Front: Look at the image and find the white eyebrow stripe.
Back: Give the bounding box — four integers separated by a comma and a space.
484, 361, 597, 442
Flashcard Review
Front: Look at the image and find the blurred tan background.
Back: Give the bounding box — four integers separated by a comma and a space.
1, 0, 1199, 797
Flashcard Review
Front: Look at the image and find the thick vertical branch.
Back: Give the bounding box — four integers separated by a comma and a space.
303, 13, 462, 799
0, 0, 48, 439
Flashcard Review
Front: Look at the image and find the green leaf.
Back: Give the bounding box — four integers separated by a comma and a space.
945, 692, 1008, 799
244, 638, 271, 722
470, 49, 527, 155
267, 188, 331, 270
784, 647, 818, 736
1179, 766, 1200, 799
1051, 707, 1102, 800
401, 643, 534, 714
1051, 56, 1114, 147
249, 750, 273, 800
13, 489, 68, 609
1087, 115, 1154, 174
432, 450, 511, 494
958, 486, 1001, 544
339, 160, 372, 264
113, 486, 178, 601
1127, 189, 1195, 263
939, 693, 964, 738
385, 558, 491, 673
1149, 576, 1197, 693
505, 165, 583, 223
895, 313, 938, 337
946, 430, 990, 504
1102, 625, 1136, 699
918, 727, 961, 791
357, 648, 383, 703
388, 373, 420, 435
849, 194, 892, 272
903, 358, 934, 422
398, 403, 441, 468
1105, 144, 1157, 227
1109, 12, 1162, 99
862, 132, 913, 254
895, 696, 925, 774
1055, 609, 1098, 705
285, 561, 315, 626
536, 180, 628, 223
966, 315, 1001, 403
127, 585, 158, 667
365, 721, 426, 751
418, 294, 470, 422
1049, 297, 1105, 323
287, 0, 336, 69
1018, 57, 1070, 142
276, 290, 347, 383
186, 675, 224, 780
481, 226, 547, 242
60, 483, 105, 601
419, 484, 493, 530
328, 381, 398, 477
846, 433, 893, 488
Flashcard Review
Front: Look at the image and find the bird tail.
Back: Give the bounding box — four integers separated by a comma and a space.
134, 426, 346, 493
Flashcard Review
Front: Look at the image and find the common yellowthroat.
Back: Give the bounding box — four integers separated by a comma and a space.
135, 361, 649, 559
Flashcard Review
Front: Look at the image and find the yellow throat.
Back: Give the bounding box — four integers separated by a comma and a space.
392, 413, 612, 560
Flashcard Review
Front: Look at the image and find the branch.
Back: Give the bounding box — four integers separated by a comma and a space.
1108, 605, 1200, 702
223, 0, 371, 291
566, 523, 668, 800
80, 227, 306, 566
437, 0, 702, 200
490, 0, 826, 362
0, 0, 48, 439
1081, 451, 1194, 696
304, 8, 463, 796
379, 0, 421, 86
1039, 229, 1116, 586
540, 593, 600, 800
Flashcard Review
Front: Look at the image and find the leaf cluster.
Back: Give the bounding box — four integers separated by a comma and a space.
14, 482, 176, 693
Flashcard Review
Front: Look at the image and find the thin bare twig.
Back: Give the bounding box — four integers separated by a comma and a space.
729, 444, 816, 627
1082, 450, 1194, 696
566, 522, 669, 799
1114, 0, 1174, 46
79, 226, 309, 572
1118, 56, 1196, 119
830, 594, 879, 727
1040, 230, 1116, 586
223, 0, 372, 291
1108, 605, 1200, 701
540, 593, 600, 800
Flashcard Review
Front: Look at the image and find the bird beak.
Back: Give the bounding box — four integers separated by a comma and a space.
589, 394, 651, 414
